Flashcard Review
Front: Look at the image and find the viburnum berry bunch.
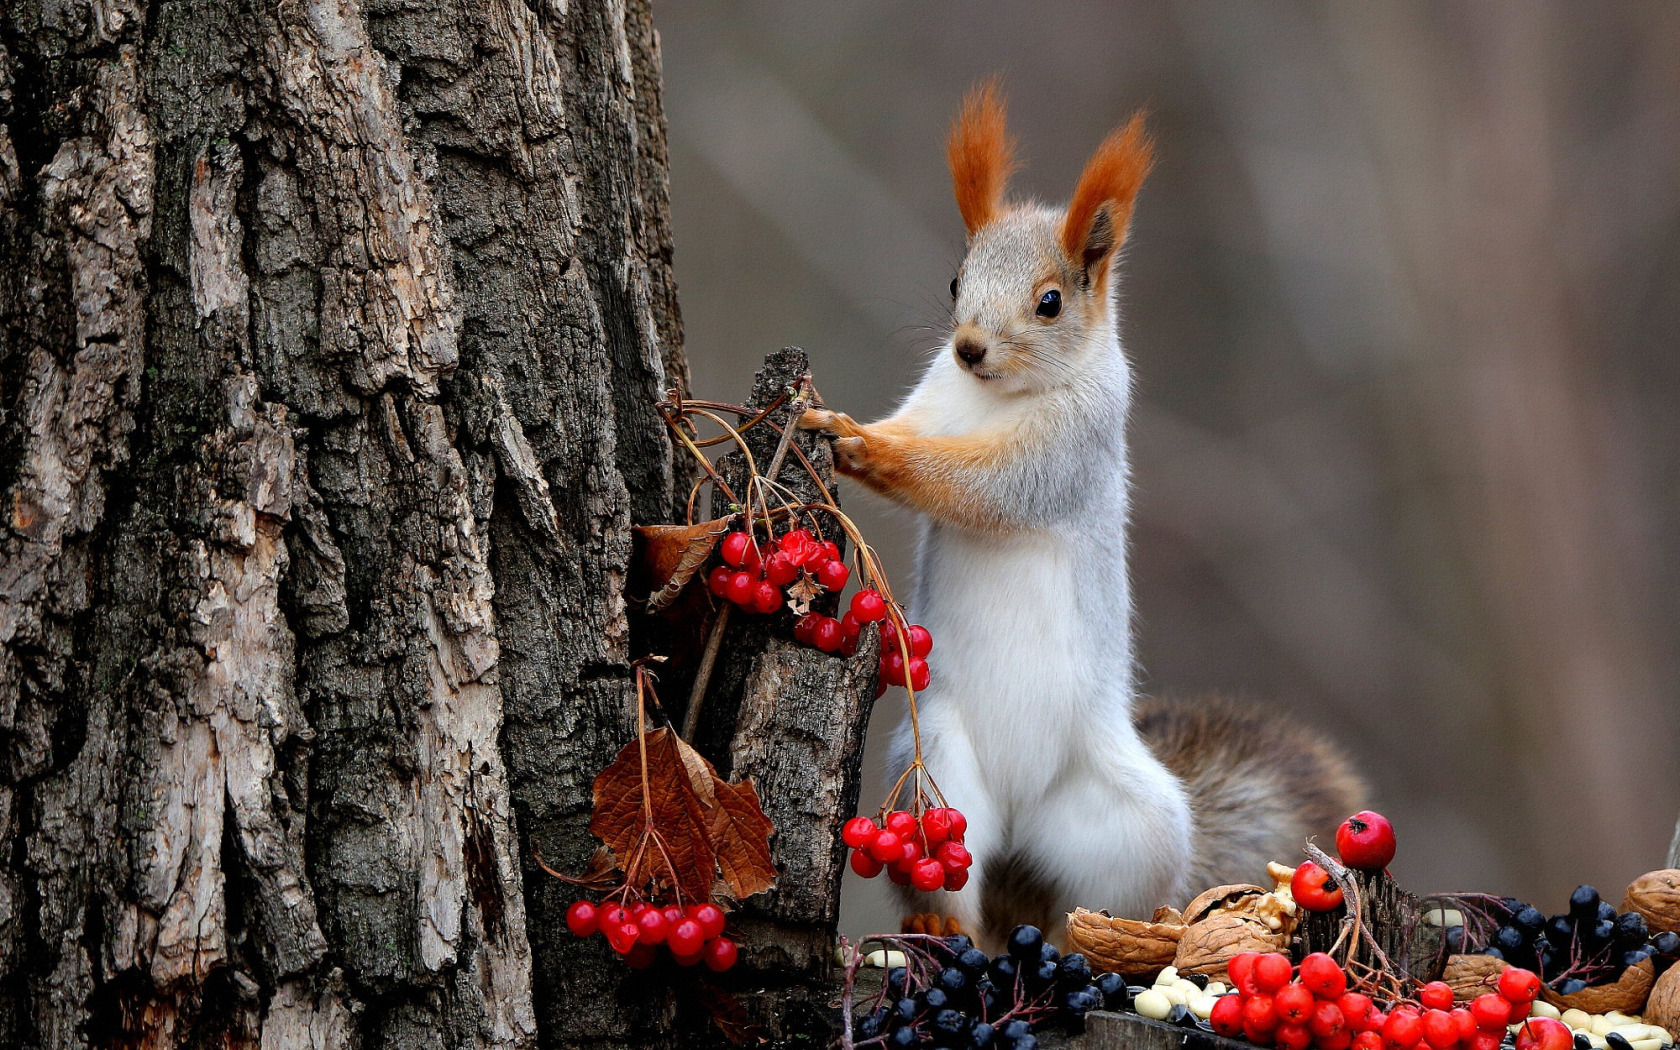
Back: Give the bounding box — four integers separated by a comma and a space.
841, 806, 972, 892
564, 897, 738, 972
1209, 953, 1544, 1050
708, 524, 848, 619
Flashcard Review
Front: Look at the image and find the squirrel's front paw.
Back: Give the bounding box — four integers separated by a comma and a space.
799, 407, 859, 437
831, 436, 868, 476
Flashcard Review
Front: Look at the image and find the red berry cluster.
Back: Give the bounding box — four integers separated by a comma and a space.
708, 527, 846, 616
1210, 953, 1543, 1050
877, 618, 933, 691
565, 898, 738, 972
841, 808, 971, 891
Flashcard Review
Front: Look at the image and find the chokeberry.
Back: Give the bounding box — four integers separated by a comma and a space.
1007, 925, 1043, 960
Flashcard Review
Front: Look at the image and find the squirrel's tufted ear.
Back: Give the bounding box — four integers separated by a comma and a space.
1060, 111, 1154, 280
947, 80, 1016, 238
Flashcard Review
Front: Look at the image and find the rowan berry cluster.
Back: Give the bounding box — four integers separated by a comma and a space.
1209, 952, 1543, 1050
564, 898, 738, 972
708, 526, 846, 616
842, 808, 972, 892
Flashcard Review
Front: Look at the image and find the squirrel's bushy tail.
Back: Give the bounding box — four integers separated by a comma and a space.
1135, 695, 1366, 891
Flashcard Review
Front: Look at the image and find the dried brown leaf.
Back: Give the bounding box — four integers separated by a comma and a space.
588, 728, 776, 905
636, 518, 731, 611
785, 573, 821, 616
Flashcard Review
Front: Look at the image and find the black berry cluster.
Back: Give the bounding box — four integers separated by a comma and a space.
1473, 886, 1680, 993
850, 926, 1133, 1049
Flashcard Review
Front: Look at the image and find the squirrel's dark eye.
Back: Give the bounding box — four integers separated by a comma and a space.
1036, 289, 1062, 318
950, 277, 960, 299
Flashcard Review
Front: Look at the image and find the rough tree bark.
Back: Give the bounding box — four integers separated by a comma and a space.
0, 1, 862, 1048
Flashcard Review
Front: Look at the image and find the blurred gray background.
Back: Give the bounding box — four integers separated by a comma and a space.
653, 0, 1680, 937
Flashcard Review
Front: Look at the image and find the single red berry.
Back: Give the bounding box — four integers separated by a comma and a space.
751, 580, 781, 615
726, 571, 755, 606
1450, 1009, 1475, 1044
1228, 952, 1262, 997
812, 616, 843, 652
897, 838, 923, 866
1321, 1029, 1355, 1050
944, 808, 966, 841
793, 612, 820, 644
764, 552, 797, 587
1496, 967, 1541, 1006
600, 904, 629, 929
707, 566, 733, 597
1211, 994, 1246, 1038
884, 810, 917, 837
907, 624, 933, 658
839, 612, 861, 645
1419, 983, 1454, 1012
921, 808, 953, 844
850, 589, 887, 623
1469, 1032, 1503, 1050
720, 531, 750, 567
1275, 984, 1315, 1024
635, 908, 668, 945
910, 858, 945, 892
1244, 993, 1280, 1035
1506, 1000, 1531, 1022
1367, 1011, 1389, 1034
942, 867, 969, 891
850, 848, 882, 878
816, 559, 850, 591
867, 829, 902, 863
604, 920, 639, 955
1299, 952, 1347, 999
819, 540, 841, 563
667, 918, 704, 957
662, 905, 684, 926
1354, 1032, 1386, 1050
1338, 993, 1373, 1031
704, 936, 739, 972
1254, 952, 1293, 994
880, 651, 906, 686
1311, 1001, 1348, 1040
907, 657, 930, 691
887, 863, 911, 886
842, 816, 878, 849
879, 618, 900, 651
624, 943, 658, 969
1469, 995, 1509, 1033
1382, 1010, 1424, 1050
779, 529, 819, 566
566, 900, 599, 937
1291, 861, 1345, 912
1420, 1009, 1457, 1050
739, 540, 763, 574
1336, 810, 1397, 870
1277, 1021, 1314, 1050
1513, 1019, 1571, 1050
935, 840, 972, 871
689, 903, 726, 940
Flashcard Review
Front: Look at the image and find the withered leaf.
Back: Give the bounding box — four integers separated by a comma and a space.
590, 728, 776, 905
785, 572, 821, 616
636, 518, 731, 611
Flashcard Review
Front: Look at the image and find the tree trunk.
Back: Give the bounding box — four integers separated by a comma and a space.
0, 1, 856, 1047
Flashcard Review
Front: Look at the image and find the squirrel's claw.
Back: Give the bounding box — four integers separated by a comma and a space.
797, 406, 835, 432
831, 436, 868, 475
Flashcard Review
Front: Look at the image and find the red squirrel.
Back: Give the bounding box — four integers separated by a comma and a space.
803, 84, 1363, 946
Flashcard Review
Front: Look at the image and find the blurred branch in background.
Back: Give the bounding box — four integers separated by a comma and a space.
656, 0, 1680, 932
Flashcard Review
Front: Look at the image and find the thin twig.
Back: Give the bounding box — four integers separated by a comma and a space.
682, 604, 730, 742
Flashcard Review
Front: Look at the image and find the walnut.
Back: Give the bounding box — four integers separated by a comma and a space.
1174, 913, 1289, 981
1538, 957, 1654, 1015
1185, 884, 1270, 923
1646, 962, 1680, 1035
1623, 869, 1680, 935
1065, 907, 1185, 978
1442, 954, 1510, 1002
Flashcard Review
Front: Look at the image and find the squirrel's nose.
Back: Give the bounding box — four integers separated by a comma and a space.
955, 338, 987, 365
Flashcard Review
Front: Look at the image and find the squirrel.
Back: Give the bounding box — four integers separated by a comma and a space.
802, 84, 1365, 948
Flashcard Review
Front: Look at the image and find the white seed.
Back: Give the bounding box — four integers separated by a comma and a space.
1160, 985, 1188, 1006
1159, 966, 1179, 981
1629, 1038, 1662, 1050
1587, 1035, 1608, 1050
1563, 1010, 1594, 1031
1176, 979, 1200, 995
862, 949, 906, 969
1531, 1002, 1562, 1020
1592, 1016, 1616, 1037
1206, 982, 1228, 997
1136, 989, 1174, 1020
1191, 996, 1217, 1019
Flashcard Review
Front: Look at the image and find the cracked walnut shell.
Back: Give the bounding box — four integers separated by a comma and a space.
1065, 907, 1185, 978
1174, 913, 1290, 981
1623, 869, 1680, 935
